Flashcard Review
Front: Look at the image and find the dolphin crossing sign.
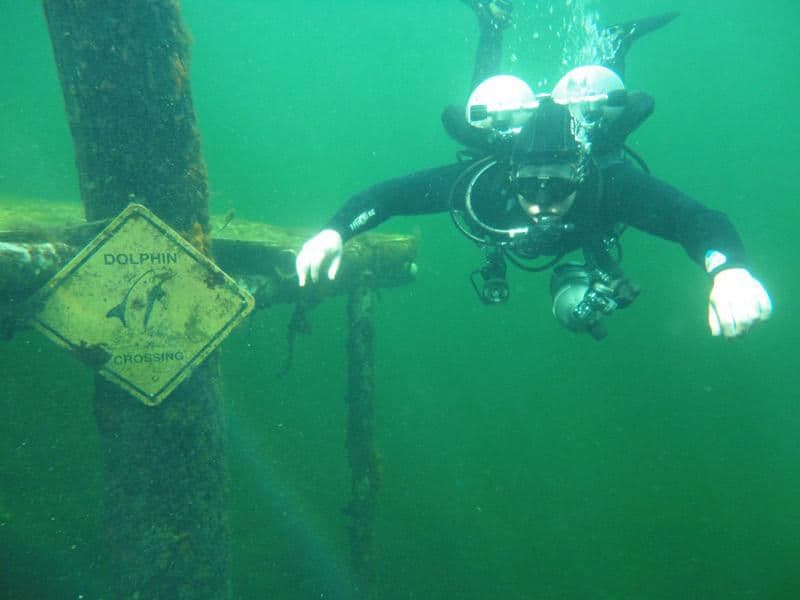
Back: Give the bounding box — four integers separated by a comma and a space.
32, 204, 254, 405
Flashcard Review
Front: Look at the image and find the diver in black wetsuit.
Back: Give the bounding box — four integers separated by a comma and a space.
296, 3, 772, 339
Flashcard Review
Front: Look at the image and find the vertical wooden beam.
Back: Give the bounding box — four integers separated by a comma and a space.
43, 0, 210, 232
345, 273, 380, 597
42, 1, 228, 597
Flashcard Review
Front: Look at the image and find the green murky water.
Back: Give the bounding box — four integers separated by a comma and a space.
2, 1, 798, 598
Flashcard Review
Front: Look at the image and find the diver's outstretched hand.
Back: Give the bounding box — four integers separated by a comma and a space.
708, 268, 772, 338
296, 229, 343, 287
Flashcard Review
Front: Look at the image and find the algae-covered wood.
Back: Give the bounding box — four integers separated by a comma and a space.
1, 197, 418, 306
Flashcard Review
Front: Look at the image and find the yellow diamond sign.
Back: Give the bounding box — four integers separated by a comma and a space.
33, 204, 255, 405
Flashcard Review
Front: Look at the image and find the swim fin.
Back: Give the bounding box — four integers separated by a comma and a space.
603, 11, 680, 77
461, 0, 514, 31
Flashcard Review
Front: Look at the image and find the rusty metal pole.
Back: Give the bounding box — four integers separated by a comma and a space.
42, 1, 228, 598
345, 272, 380, 598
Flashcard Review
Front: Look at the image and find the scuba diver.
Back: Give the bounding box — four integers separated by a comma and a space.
295, 2, 772, 340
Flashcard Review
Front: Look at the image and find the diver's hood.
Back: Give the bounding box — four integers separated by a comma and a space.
510, 96, 580, 170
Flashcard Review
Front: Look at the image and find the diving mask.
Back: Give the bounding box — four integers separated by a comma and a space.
511, 162, 578, 217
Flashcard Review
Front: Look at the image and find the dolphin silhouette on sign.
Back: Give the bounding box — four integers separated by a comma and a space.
106, 268, 175, 329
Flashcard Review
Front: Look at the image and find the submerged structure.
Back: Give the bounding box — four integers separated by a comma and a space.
1, 1, 416, 597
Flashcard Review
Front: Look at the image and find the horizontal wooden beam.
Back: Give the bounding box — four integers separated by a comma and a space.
1, 198, 418, 310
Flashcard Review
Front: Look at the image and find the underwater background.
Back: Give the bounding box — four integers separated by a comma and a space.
1, 0, 798, 598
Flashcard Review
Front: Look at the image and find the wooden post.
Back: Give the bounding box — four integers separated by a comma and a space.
345, 272, 380, 597
42, 1, 228, 597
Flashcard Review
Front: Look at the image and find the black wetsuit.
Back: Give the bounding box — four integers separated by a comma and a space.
325, 156, 747, 269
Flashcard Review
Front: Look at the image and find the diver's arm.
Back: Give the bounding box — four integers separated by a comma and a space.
326, 163, 463, 242
603, 162, 772, 337
603, 162, 747, 266
296, 163, 463, 286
